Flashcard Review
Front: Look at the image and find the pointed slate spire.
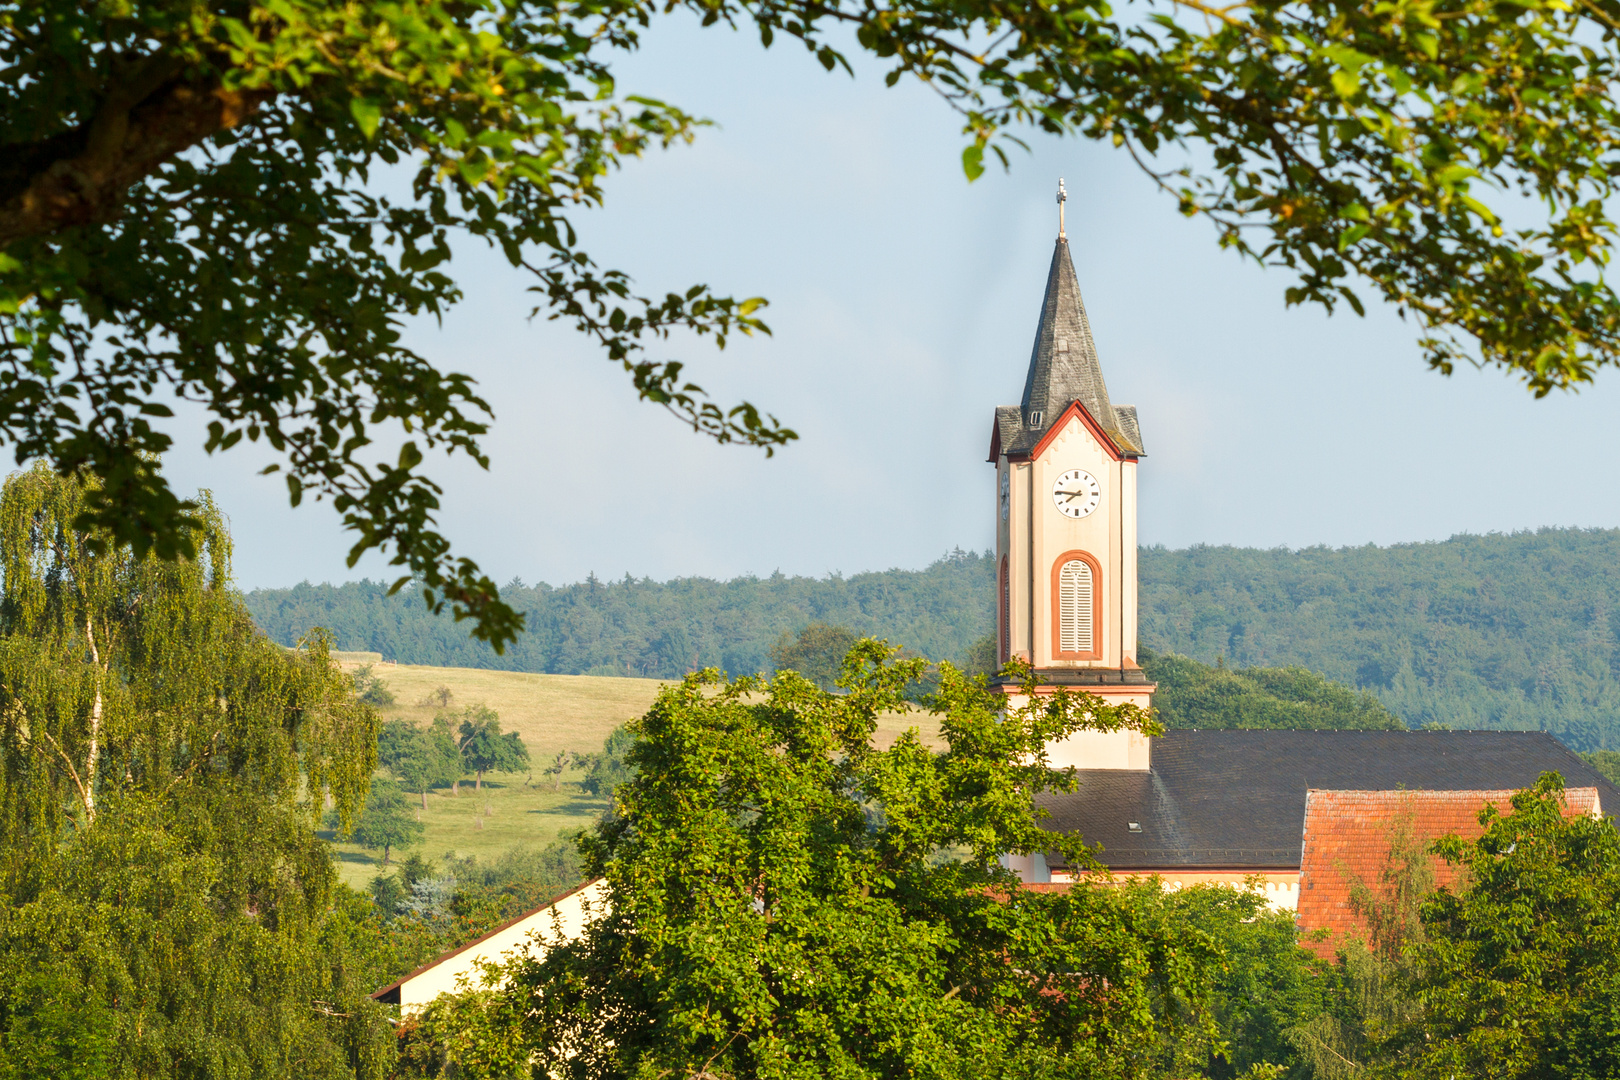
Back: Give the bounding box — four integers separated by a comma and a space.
1018, 235, 1141, 455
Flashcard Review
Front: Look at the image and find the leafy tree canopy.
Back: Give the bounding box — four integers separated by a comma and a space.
7, 0, 1618, 651
768, 620, 859, 691
960, 634, 999, 679
1142, 646, 1406, 730
351, 775, 425, 867
1579, 749, 1620, 785
0, 464, 388, 1079
425, 647, 1270, 1079
458, 707, 530, 788
1138, 530, 1620, 746
1384, 774, 1620, 1080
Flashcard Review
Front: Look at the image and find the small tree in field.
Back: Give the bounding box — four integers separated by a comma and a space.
540, 751, 568, 792
459, 708, 530, 790
352, 664, 396, 707
430, 714, 468, 795
352, 777, 424, 867
380, 719, 439, 810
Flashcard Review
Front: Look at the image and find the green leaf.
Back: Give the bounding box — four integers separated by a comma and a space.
962, 144, 985, 182
349, 97, 382, 140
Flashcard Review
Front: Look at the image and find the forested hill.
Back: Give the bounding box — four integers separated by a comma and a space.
1138, 529, 1620, 748
245, 528, 1620, 749
247, 549, 997, 682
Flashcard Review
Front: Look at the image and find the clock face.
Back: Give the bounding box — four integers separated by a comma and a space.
1051, 469, 1101, 518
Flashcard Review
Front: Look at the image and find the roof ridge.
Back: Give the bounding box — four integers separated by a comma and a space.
370, 876, 606, 1001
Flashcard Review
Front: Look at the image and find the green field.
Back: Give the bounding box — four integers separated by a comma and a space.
323, 662, 668, 889
324, 662, 942, 889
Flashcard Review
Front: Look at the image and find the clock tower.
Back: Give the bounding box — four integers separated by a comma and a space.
989, 182, 1154, 770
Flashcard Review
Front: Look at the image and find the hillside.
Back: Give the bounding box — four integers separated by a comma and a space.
322, 663, 666, 889
249, 547, 996, 677
1141, 648, 1405, 731
1137, 530, 1620, 747
246, 528, 1620, 749
321, 661, 942, 887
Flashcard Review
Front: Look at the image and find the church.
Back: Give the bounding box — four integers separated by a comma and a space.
375, 189, 1620, 1010
992, 183, 1619, 937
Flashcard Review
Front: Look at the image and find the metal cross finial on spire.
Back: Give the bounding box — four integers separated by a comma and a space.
1057, 177, 1068, 239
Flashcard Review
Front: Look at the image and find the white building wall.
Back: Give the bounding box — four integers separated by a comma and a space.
387, 878, 610, 1015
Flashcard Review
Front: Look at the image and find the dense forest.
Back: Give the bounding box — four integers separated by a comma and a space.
246, 528, 1620, 748
1137, 530, 1620, 748
1140, 647, 1406, 731
247, 548, 997, 680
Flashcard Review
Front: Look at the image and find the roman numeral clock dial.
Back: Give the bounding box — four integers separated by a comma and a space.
1052, 469, 1101, 518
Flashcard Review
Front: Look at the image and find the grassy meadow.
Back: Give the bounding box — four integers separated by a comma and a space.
323, 658, 943, 890
322, 660, 667, 889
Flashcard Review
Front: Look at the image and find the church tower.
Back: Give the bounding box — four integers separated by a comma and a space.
989, 182, 1154, 770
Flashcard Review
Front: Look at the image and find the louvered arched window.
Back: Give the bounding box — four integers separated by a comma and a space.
1051, 551, 1101, 659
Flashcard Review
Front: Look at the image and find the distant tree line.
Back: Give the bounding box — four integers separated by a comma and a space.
245, 528, 1620, 748
246, 548, 997, 679
1141, 647, 1405, 731
1138, 529, 1620, 748
764, 625, 1401, 730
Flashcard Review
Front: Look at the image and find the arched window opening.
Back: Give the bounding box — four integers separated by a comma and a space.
1050, 550, 1101, 660
1058, 561, 1093, 653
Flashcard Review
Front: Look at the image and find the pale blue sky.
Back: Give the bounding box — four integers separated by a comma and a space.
162, 15, 1620, 591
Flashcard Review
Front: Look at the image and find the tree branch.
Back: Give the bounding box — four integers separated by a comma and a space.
0, 66, 272, 249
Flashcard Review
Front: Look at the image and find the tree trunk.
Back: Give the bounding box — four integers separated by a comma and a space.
450, 777, 460, 796
83, 617, 104, 824
0, 70, 271, 248
382, 843, 392, 867
420, 788, 427, 810
476, 769, 484, 791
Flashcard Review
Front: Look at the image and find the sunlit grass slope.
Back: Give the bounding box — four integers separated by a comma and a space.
324, 661, 943, 890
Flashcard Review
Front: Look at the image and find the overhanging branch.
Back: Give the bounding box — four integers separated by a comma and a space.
0, 72, 272, 249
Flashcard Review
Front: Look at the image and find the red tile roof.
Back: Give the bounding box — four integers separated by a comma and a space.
1296, 787, 1600, 958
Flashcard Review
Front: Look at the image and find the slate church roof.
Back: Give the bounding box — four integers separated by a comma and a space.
993, 237, 1143, 460
1036, 730, 1620, 871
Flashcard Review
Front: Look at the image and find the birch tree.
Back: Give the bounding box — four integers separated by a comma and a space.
0, 463, 389, 1080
